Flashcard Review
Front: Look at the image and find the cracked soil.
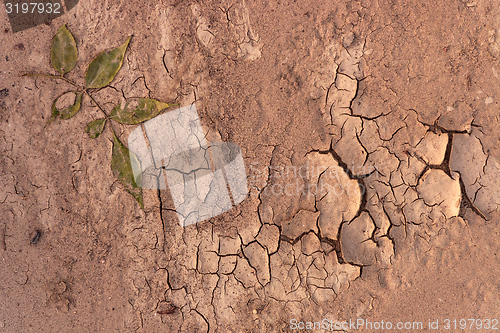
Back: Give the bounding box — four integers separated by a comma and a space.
1, 0, 500, 332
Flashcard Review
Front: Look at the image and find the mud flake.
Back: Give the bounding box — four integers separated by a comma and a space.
417, 169, 461, 219
365, 187, 392, 237
450, 131, 500, 217
218, 256, 237, 274
311, 286, 336, 304
243, 242, 270, 285
473, 157, 500, 217
219, 236, 241, 256
333, 118, 367, 173
336, 40, 365, 80
415, 131, 449, 165
281, 210, 319, 240
336, 73, 358, 93
324, 252, 360, 294
301, 232, 322, 256
450, 132, 486, 198
233, 256, 259, 288
197, 250, 219, 274
256, 224, 280, 254
438, 102, 473, 132
403, 198, 431, 225
265, 278, 288, 301
399, 155, 426, 187
340, 212, 378, 266
375, 237, 394, 267
360, 120, 385, 154
306, 152, 361, 240
327, 90, 356, 110
198, 238, 219, 274
269, 242, 297, 292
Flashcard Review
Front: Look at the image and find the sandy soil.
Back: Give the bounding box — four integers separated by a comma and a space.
1, 0, 499, 332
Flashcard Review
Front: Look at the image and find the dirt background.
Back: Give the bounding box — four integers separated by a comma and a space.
1, 0, 500, 332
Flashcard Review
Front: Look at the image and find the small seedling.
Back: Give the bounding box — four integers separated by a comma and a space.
24, 25, 178, 209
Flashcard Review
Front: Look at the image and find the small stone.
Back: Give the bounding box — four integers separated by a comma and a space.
56, 281, 67, 294
485, 96, 494, 105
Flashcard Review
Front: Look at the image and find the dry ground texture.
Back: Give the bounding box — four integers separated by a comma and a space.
1, 0, 500, 332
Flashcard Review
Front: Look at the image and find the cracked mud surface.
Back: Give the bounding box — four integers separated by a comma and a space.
1, 0, 500, 332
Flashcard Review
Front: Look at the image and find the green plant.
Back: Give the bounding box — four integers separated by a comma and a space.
24, 25, 178, 209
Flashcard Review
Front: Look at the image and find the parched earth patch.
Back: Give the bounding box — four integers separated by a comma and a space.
1, 0, 500, 332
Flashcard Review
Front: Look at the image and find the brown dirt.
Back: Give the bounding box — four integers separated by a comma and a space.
1, 0, 499, 332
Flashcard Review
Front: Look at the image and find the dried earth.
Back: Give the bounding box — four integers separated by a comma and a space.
1, 0, 500, 332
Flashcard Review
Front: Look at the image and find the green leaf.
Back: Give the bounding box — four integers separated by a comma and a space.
51, 25, 78, 75
111, 133, 143, 209
85, 36, 132, 89
85, 118, 107, 138
129, 150, 142, 188
109, 98, 178, 125
47, 106, 59, 124
48, 91, 82, 123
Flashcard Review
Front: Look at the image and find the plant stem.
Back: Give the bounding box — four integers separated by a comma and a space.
85, 89, 109, 118
85, 89, 120, 137
22, 73, 80, 89
59, 76, 80, 88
